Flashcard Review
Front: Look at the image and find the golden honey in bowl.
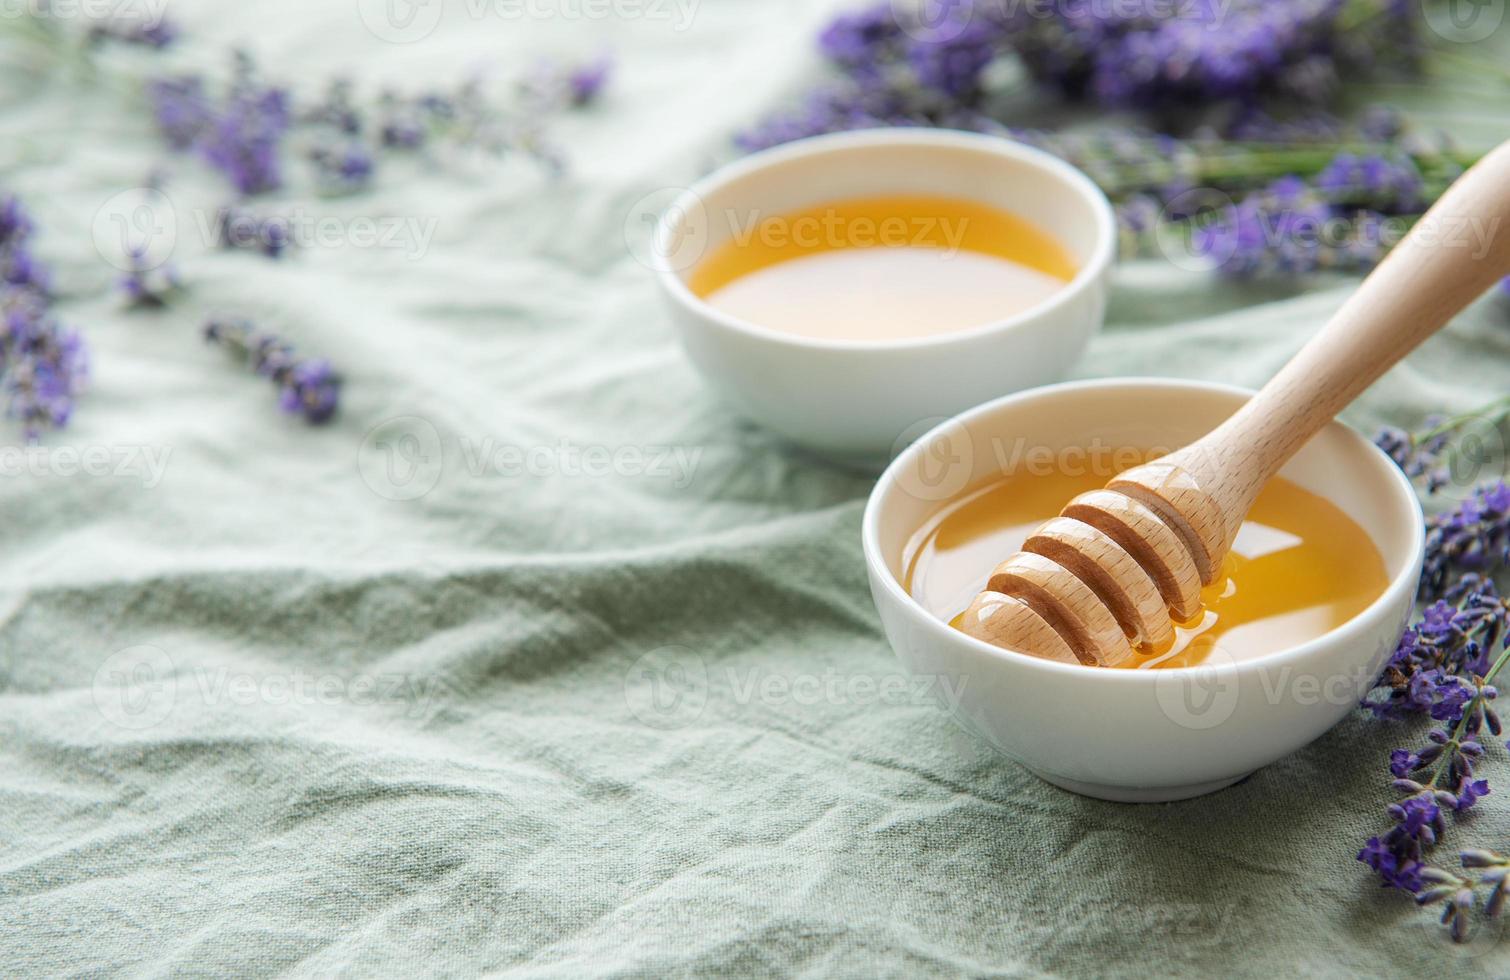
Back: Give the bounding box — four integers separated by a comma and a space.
688, 195, 1076, 342
902, 455, 1390, 669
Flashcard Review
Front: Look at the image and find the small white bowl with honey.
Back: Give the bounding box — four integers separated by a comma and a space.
652, 129, 1115, 459
863, 379, 1425, 802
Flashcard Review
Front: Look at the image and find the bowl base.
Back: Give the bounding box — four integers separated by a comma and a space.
1026, 767, 1253, 803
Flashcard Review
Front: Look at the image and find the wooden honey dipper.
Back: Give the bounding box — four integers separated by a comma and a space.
961, 139, 1510, 667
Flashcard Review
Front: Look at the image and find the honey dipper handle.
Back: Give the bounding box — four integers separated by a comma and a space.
1163, 138, 1510, 534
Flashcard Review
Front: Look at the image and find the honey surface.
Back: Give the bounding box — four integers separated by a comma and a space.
688, 195, 1076, 342
902, 460, 1390, 668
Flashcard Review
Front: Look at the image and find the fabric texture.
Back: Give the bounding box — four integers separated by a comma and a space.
2, 2, 1509, 976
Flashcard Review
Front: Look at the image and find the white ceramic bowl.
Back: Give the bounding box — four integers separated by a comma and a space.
653, 129, 1116, 460
862, 379, 1424, 802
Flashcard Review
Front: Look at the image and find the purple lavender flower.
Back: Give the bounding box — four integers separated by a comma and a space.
1375, 418, 1454, 491
87, 14, 179, 48
277, 358, 340, 424
1391, 749, 1422, 777
305, 79, 364, 136
152, 53, 290, 195
1391, 794, 1443, 844
1422, 483, 1510, 597
0, 195, 34, 247
1317, 152, 1423, 214
0, 192, 86, 441
200, 57, 291, 195
1018, 0, 1410, 110
117, 245, 182, 308
1429, 673, 1477, 723
1369, 580, 1507, 716
2, 238, 50, 294
1192, 176, 1333, 279
1358, 836, 1424, 891
520, 55, 615, 110
1415, 868, 1477, 942
1360, 106, 1406, 143
378, 91, 428, 150
2, 316, 88, 442
1361, 426, 1509, 942
906, 18, 1002, 100
309, 142, 375, 194
566, 56, 612, 107
147, 76, 212, 151
216, 206, 291, 258
1455, 779, 1490, 812
818, 4, 901, 69
204, 318, 339, 425
1224, 109, 1346, 144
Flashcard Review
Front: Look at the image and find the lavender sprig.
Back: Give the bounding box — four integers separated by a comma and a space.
0, 193, 88, 442
519, 54, 614, 108
204, 318, 339, 425
308, 142, 375, 195
149, 51, 291, 195
117, 245, 182, 308
739, 3, 1484, 286
744, 0, 1417, 150
215, 205, 292, 258
86, 13, 179, 49
1377, 399, 1510, 496
149, 52, 613, 196
1361, 407, 1510, 942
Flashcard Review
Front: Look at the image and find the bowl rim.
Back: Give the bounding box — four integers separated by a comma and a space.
653, 127, 1118, 354
861, 377, 1427, 680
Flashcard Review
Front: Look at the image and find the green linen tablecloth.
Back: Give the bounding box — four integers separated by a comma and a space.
2, 2, 1509, 976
